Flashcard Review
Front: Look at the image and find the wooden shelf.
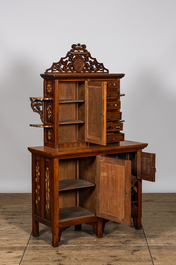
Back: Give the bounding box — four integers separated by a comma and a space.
30, 124, 52, 128
59, 120, 84, 125
59, 99, 84, 103
59, 179, 95, 191
30, 97, 53, 101
59, 206, 95, 223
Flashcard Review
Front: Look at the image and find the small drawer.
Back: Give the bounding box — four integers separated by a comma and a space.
107, 100, 121, 110
107, 80, 120, 89
107, 91, 120, 99
107, 111, 121, 121
106, 132, 124, 143
106, 122, 123, 132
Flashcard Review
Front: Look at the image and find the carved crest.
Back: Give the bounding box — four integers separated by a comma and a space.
45, 43, 109, 73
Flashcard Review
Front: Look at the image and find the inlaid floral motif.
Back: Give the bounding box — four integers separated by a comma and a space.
35, 162, 40, 204
45, 167, 50, 211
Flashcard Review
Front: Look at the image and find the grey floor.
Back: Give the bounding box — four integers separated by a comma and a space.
0, 193, 176, 265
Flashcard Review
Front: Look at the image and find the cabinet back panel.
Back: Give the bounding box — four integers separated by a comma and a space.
59, 159, 77, 180
59, 103, 77, 121
59, 190, 77, 208
59, 124, 77, 143
59, 159, 77, 208
79, 157, 96, 213
59, 82, 77, 99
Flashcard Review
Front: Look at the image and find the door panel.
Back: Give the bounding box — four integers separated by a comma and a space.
137, 152, 156, 182
85, 81, 106, 145
96, 155, 131, 225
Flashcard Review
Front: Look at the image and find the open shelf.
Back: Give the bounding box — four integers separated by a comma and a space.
59, 99, 84, 103
30, 97, 53, 101
30, 124, 52, 128
59, 179, 95, 191
59, 206, 95, 223
59, 119, 84, 125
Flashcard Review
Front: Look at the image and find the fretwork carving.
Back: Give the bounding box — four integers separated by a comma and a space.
45, 43, 109, 73
30, 98, 44, 123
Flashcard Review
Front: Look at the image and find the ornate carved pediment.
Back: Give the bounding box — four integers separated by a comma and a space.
45, 43, 109, 73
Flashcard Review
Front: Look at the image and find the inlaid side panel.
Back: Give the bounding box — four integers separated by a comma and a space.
44, 79, 59, 148
34, 156, 41, 217
44, 159, 52, 221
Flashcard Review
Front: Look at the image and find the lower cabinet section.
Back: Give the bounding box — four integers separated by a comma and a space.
30, 145, 155, 247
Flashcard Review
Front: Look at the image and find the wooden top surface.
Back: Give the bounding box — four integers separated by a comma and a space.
28, 140, 148, 159
40, 73, 125, 80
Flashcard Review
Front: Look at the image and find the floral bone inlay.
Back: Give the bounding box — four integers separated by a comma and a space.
45, 167, 50, 211
35, 162, 40, 204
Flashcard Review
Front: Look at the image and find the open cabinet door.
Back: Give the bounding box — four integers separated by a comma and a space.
137, 151, 156, 182
85, 81, 106, 145
96, 155, 131, 225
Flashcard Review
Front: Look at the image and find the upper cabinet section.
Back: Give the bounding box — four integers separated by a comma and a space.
30, 43, 125, 148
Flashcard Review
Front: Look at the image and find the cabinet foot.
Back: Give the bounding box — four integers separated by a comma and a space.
32, 220, 39, 237
133, 217, 142, 230
94, 218, 103, 238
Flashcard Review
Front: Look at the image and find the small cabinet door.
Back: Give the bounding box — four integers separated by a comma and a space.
137, 152, 156, 182
96, 155, 131, 225
85, 81, 106, 145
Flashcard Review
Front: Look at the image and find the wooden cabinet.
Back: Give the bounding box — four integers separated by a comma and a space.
28, 44, 156, 247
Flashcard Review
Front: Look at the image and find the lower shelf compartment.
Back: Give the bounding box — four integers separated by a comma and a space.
59, 179, 95, 191
59, 206, 95, 223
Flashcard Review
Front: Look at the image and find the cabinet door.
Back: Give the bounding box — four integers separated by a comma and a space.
96, 155, 131, 225
137, 152, 156, 182
85, 81, 106, 145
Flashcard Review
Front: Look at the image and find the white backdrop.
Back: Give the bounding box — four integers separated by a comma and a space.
0, 0, 176, 193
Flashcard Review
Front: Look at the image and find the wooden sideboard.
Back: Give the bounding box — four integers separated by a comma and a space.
28, 44, 156, 247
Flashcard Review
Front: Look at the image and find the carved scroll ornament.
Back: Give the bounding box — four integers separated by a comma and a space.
30, 98, 44, 123
45, 43, 109, 73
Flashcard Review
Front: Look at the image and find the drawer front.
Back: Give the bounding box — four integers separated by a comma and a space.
107, 80, 120, 89
106, 122, 123, 132
107, 100, 121, 110
107, 111, 121, 121
106, 133, 124, 143
107, 91, 120, 99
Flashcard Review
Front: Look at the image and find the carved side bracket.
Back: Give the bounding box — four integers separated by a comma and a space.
30, 98, 44, 123
45, 43, 109, 73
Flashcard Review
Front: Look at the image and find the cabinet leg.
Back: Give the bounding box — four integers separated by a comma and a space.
32, 219, 39, 237
133, 216, 142, 230
96, 218, 103, 238
52, 227, 59, 247
52, 223, 60, 247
